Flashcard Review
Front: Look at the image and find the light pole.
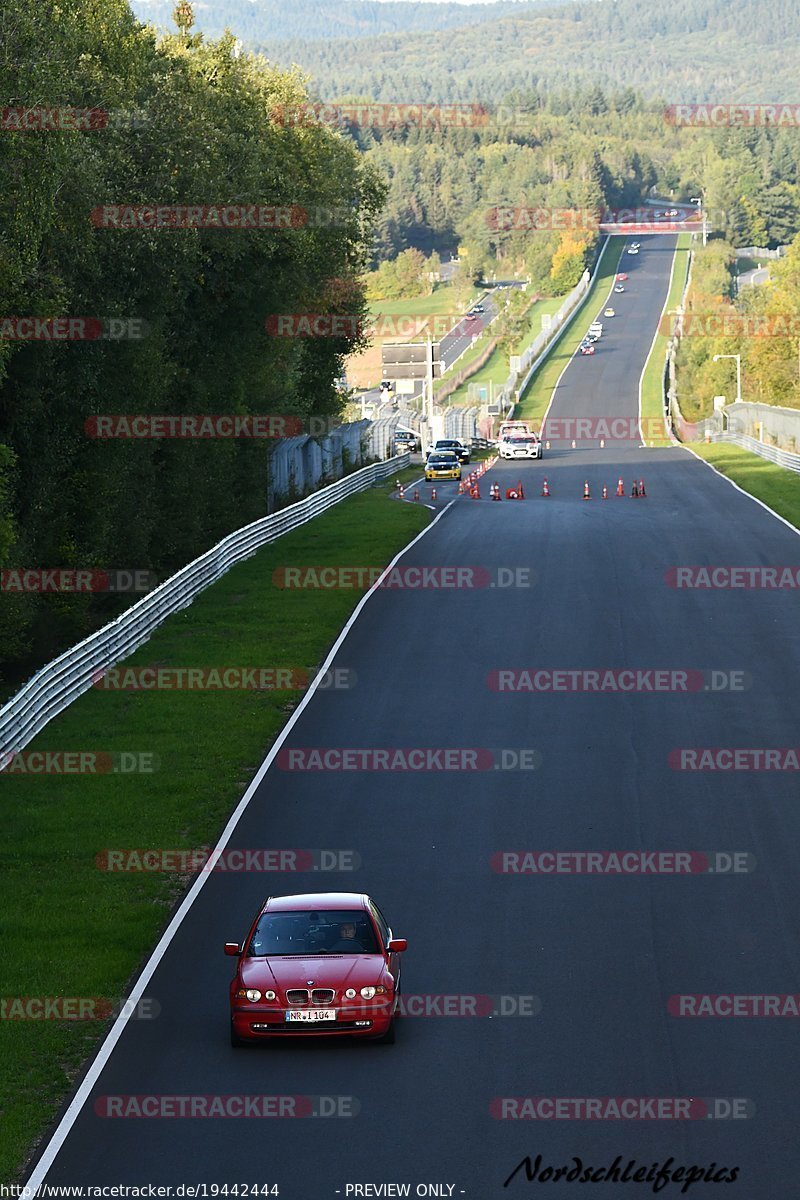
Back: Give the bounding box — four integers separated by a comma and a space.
690, 195, 707, 247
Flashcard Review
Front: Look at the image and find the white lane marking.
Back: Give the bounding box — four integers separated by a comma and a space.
24, 498, 457, 1189
682, 444, 800, 538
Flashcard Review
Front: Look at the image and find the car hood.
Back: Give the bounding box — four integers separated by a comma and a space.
241, 955, 386, 990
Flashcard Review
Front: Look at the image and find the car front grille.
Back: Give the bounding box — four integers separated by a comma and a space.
285, 987, 337, 1006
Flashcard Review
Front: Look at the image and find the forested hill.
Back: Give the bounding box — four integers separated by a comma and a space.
129, 0, 800, 104
130, 0, 544, 42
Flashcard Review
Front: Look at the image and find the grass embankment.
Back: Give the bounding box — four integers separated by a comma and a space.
514, 237, 625, 428
639, 232, 692, 447
444, 296, 564, 406
690, 443, 800, 528
0, 480, 429, 1182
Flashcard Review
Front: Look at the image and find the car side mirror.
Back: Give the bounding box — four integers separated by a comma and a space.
224, 942, 241, 957
388, 938, 407, 953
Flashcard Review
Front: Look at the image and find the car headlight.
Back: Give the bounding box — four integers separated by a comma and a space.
360, 986, 376, 999
245, 989, 262, 1002
345, 988, 357, 999
264, 990, 276, 1001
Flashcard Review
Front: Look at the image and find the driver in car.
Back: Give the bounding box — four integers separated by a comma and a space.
327, 921, 364, 953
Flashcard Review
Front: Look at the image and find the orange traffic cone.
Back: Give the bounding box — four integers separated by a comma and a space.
571, 439, 577, 449
541, 478, 550, 497
506, 487, 518, 500
639, 479, 646, 497
545, 440, 551, 451
517, 481, 525, 500
431, 488, 437, 501
616, 478, 624, 497
457, 480, 465, 494
631, 479, 639, 498
413, 489, 420, 502
583, 480, 591, 500
602, 484, 608, 499
471, 483, 481, 499
398, 484, 405, 500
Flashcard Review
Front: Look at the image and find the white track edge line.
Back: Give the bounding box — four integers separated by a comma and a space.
24, 497, 457, 1189
681, 444, 800, 538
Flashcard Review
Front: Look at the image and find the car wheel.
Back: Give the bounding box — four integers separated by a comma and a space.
230, 1021, 246, 1048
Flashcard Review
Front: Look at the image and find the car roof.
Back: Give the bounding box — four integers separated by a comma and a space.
265, 892, 368, 912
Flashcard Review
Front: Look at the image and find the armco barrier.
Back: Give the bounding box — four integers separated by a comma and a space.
708, 431, 800, 473
510, 236, 611, 412
0, 453, 410, 762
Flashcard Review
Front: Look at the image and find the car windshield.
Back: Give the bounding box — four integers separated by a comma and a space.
248, 909, 380, 956
430, 456, 456, 466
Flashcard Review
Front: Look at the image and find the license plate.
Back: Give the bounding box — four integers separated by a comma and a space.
285, 1009, 337, 1022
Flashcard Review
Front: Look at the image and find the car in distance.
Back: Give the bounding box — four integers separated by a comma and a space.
579, 342, 596, 355
226, 892, 407, 1045
604, 307, 615, 317
614, 284, 625, 293
500, 433, 542, 459
627, 246, 638, 255
425, 452, 462, 481
427, 437, 470, 463
588, 321, 603, 340
616, 273, 628, 281
393, 430, 420, 453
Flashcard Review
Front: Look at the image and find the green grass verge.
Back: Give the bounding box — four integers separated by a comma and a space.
639, 232, 692, 448
689, 443, 800, 527
0, 482, 430, 1182
368, 283, 477, 322
514, 237, 626, 429
445, 296, 564, 406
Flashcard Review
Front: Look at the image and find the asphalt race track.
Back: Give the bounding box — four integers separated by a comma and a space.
30, 236, 800, 1197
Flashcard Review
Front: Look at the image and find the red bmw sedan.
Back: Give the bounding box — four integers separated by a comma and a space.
226, 892, 407, 1045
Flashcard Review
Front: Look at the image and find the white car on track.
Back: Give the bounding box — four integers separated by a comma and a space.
499, 433, 542, 460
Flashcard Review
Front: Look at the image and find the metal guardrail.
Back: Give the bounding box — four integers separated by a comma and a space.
709, 431, 800, 472
0, 453, 410, 762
